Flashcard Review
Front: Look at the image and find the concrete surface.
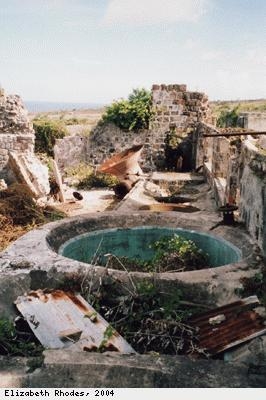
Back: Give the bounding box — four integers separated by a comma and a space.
1, 350, 265, 388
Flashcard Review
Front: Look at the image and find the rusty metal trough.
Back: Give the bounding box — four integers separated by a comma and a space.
99, 144, 143, 198
98, 144, 143, 180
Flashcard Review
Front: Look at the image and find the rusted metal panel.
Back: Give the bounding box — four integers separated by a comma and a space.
15, 289, 135, 354
99, 144, 143, 180
188, 296, 266, 356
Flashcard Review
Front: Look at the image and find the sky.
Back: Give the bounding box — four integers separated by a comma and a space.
0, 0, 266, 104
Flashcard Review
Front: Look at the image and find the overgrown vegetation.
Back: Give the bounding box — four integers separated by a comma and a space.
102, 88, 153, 131
0, 316, 43, 356
77, 173, 119, 190
33, 117, 67, 156
63, 117, 88, 125
216, 105, 240, 128
0, 184, 65, 251
65, 163, 94, 182
55, 235, 210, 355
210, 99, 266, 118
240, 268, 266, 307
104, 234, 209, 273
65, 163, 119, 189
85, 277, 204, 356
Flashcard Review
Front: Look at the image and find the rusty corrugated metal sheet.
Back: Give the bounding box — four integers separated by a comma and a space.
15, 289, 135, 354
188, 295, 266, 356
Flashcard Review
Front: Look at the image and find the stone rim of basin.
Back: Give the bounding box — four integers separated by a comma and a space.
1, 211, 254, 280
58, 225, 242, 272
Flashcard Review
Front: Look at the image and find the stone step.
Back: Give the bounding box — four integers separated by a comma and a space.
151, 172, 205, 185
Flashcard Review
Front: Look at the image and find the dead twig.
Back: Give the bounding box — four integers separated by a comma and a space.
104, 253, 137, 295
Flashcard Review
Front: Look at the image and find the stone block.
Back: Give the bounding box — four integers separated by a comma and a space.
8, 152, 50, 198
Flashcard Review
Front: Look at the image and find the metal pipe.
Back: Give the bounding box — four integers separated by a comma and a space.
202, 131, 266, 138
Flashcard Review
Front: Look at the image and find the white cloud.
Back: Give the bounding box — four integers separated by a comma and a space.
102, 0, 209, 26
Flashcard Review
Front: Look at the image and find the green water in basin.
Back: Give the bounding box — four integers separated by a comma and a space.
59, 226, 242, 269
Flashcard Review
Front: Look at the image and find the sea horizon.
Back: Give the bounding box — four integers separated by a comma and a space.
25, 100, 105, 113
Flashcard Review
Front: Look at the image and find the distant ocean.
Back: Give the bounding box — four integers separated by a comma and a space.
25, 101, 104, 113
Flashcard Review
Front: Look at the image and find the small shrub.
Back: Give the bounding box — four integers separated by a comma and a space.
64, 117, 88, 125
77, 172, 119, 189
65, 163, 94, 182
105, 234, 209, 273
151, 234, 209, 271
80, 127, 91, 137
102, 88, 153, 131
216, 106, 240, 128
65, 163, 118, 189
33, 118, 67, 156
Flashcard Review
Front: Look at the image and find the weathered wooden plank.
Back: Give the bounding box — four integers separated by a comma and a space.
51, 159, 65, 203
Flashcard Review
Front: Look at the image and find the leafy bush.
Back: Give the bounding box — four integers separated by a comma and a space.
105, 234, 209, 273
33, 118, 67, 156
150, 234, 209, 271
65, 163, 118, 189
216, 106, 240, 128
102, 88, 153, 131
66, 163, 94, 182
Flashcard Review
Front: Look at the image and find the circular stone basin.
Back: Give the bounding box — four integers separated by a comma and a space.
59, 226, 242, 269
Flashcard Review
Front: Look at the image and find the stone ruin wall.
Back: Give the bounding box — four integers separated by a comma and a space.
239, 112, 266, 131
54, 135, 88, 171
239, 141, 266, 255
55, 84, 210, 173
147, 84, 211, 170
54, 123, 148, 172
0, 86, 265, 254
152, 84, 210, 130
0, 90, 34, 182
196, 122, 266, 255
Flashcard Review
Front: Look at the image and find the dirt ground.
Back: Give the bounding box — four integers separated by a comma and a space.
51, 187, 118, 216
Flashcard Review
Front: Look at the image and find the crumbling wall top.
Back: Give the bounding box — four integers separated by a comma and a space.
0, 89, 34, 135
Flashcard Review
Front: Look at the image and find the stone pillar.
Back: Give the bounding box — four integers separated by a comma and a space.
0, 89, 35, 181
150, 84, 210, 170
